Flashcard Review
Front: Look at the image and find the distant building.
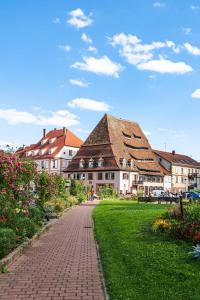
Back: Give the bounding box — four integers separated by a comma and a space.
154, 150, 200, 192
65, 114, 163, 195
16, 127, 83, 175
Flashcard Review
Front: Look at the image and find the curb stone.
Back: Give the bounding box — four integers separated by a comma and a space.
92, 208, 110, 300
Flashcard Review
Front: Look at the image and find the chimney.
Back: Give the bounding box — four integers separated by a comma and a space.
63, 127, 67, 135
172, 150, 176, 155
43, 128, 46, 137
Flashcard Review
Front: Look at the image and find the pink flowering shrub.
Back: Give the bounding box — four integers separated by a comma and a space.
0, 155, 37, 238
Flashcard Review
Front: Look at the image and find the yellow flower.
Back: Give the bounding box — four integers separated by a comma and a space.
15, 208, 20, 214
152, 218, 171, 232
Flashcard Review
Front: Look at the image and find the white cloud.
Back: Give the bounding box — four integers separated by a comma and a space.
68, 98, 110, 111
153, 2, 166, 8
69, 79, 89, 87
72, 55, 123, 78
0, 109, 37, 125
191, 89, 200, 98
0, 109, 79, 127
58, 45, 71, 52
81, 33, 92, 43
183, 42, 200, 55
183, 27, 191, 35
88, 46, 98, 53
53, 17, 60, 24
68, 8, 92, 29
137, 58, 193, 74
110, 33, 181, 67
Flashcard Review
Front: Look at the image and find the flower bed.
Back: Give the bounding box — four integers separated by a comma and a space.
152, 203, 200, 242
0, 154, 87, 261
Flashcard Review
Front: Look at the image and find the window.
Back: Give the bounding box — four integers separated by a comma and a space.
63, 160, 68, 168
69, 150, 73, 156
41, 161, 45, 169
88, 173, 93, 180
123, 173, 129, 180
49, 138, 56, 144
105, 172, 115, 180
120, 158, 126, 168
97, 173, 103, 180
89, 158, 94, 168
41, 139, 47, 146
79, 159, 84, 168
181, 168, 184, 174
81, 174, 86, 180
52, 160, 57, 169
98, 158, 104, 167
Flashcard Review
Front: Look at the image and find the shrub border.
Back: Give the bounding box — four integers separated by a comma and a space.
0, 206, 73, 271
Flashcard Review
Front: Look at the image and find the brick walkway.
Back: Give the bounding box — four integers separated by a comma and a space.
0, 202, 105, 300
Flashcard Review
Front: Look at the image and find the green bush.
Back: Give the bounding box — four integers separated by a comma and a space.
14, 217, 37, 239
98, 184, 119, 199
44, 198, 67, 213
77, 192, 87, 203
29, 206, 44, 225
67, 195, 79, 207
0, 228, 16, 259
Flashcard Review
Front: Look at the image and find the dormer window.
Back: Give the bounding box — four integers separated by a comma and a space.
89, 158, 94, 168
79, 159, 84, 168
31, 151, 35, 156
41, 139, 47, 146
49, 138, 56, 144
48, 149, 52, 155
26, 152, 29, 157
120, 158, 126, 168
98, 158, 104, 167
127, 159, 134, 168
39, 150, 43, 155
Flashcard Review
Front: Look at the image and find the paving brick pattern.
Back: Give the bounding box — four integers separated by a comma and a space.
0, 202, 105, 300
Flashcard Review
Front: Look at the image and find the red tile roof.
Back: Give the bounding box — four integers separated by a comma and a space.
16, 128, 83, 159
66, 114, 163, 176
154, 149, 200, 168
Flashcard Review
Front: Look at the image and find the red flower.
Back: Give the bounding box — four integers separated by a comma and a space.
194, 233, 200, 241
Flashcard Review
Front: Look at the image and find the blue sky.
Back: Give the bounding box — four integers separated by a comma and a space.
0, 0, 200, 160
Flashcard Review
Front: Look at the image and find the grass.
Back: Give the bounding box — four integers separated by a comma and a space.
93, 200, 200, 300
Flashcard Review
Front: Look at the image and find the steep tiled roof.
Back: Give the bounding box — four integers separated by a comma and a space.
154, 149, 200, 168
16, 128, 83, 159
66, 114, 162, 175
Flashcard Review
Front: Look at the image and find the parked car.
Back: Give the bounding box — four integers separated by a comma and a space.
187, 192, 200, 199
152, 189, 165, 197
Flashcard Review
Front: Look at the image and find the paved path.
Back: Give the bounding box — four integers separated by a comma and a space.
0, 202, 105, 300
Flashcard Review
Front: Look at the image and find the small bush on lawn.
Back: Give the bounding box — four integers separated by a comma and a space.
152, 203, 200, 241
0, 228, 16, 259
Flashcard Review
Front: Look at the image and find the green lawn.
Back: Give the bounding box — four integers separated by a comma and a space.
93, 200, 200, 300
